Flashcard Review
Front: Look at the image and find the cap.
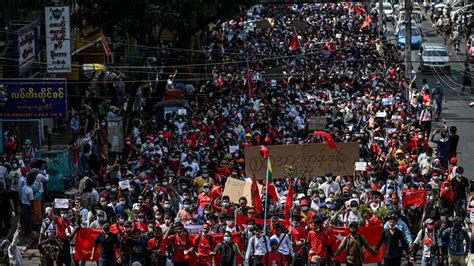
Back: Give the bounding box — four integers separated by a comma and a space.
297, 193, 306, 200
20, 167, 29, 174
202, 223, 210, 229
124, 136, 132, 141
395, 149, 404, 154
425, 218, 434, 225
270, 238, 279, 245
300, 199, 309, 206
450, 157, 457, 164
424, 183, 432, 189
342, 187, 349, 193
245, 133, 252, 138
146, 135, 152, 140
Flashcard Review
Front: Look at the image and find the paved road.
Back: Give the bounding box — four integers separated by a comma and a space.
387, 12, 474, 177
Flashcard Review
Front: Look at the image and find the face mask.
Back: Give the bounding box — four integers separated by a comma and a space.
319, 194, 325, 200
12, 164, 17, 169
202, 174, 209, 178
186, 172, 192, 176
182, 185, 187, 190
203, 188, 210, 193
118, 218, 124, 224
105, 185, 111, 190
184, 204, 190, 209
193, 214, 199, 219
155, 214, 162, 220
326, 177, 333, 183
163, 204, 170, 209
120, 201, 126, 205
111, 188, 117, 192
224, 236, 231, 242
248, 225, 254, 231
302, 206, 309, 212
162, 181, 168, 186
226, 220, 233, 226
126, 141, 131, 145
138, 218, 144, 222
350, 207, 357, 211
165, 219, 171, 225
125, 227, 131, 232
61, 214, 68, 219
316, 177, 323, 183
223, 202, 230, 208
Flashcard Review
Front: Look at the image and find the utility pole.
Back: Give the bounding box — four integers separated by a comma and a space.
404, 0, 412, 81
378, 0, 384, 38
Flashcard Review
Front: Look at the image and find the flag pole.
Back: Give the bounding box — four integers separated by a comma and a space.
263, 156, 270, 235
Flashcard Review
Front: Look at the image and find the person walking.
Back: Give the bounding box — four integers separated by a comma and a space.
245, 224, 270, 266
412, 218, 442, 266
432, 82, 445, 121
211, 231, 244, 266
441, 217, 470, 266
375, 215, 413, 265
90, 223, 121, 266
334, 222, 377, 266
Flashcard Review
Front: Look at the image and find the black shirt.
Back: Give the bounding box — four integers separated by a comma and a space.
375, 228, 409, 259
94, 232, 119, 261
451, 176, 469, 200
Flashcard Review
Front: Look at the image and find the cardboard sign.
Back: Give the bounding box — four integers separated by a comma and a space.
263, 67, 284, 81
222, 177, 262, 206
292, 20, 307, 30
355, 162, 367, 171
308, 116, 327, 131
54, 198, 69, 209
245, 142, 359, 178
255, 18, 275, 28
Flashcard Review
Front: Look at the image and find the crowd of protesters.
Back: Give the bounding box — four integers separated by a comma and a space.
0, 2, 472, 266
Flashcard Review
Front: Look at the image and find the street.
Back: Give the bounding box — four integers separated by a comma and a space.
387, 11, 474, 176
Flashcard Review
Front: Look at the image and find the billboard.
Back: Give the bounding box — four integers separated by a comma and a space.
15, 22, 39, 76
0, 79, 67, 118
45, 6, 71, 73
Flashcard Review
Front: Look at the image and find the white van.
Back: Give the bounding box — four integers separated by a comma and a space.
418, 43, 451, 72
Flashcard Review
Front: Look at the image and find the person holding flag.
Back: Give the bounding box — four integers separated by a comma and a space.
334, 222, 377, 266
374, 215, 413, 266
90, 222, 121, 266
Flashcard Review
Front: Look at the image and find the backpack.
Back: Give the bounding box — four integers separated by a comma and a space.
220, 242, 236, 265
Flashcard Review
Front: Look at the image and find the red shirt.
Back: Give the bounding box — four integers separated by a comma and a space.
261, 251, 285, 266
166, 234, 190, 262
307, 230, 329, 259
147, 237, 166, 255
198, 193, 212, 209
193, 234, 213, 265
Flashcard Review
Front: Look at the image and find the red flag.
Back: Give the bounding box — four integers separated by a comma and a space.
263, 180, 279, 202
313, 131, 337, 149
402, 189, 427, 207
247, 69, 254, 96
259, 145, 269, 159
263, 134, 271, 144
74, 228, 119, 261
284, 178, 294, 221
360, 16, 372, 30
329, 226, 384, 263
354, 6, 365, 14
101, 34, 111, 57
210, 185, 223, 200
235, 215, 289, 228
289, 31, 299, 51
251, 177, 263, 215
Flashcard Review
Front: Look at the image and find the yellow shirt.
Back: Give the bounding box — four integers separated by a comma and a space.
192, 176, 214, 194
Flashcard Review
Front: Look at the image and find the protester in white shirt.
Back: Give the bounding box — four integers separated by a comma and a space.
270, 224, 294, 257
245, 225, 270, 266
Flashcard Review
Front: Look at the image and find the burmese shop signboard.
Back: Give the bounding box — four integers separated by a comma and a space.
0, 79, 67, 118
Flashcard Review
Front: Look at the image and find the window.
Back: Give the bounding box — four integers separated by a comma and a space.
423, 50, 448, 56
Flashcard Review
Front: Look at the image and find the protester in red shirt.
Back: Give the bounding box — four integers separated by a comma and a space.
307, 219, 330, 265
198, 183, 212, 209
165, 222, 192, 266
147, 226, 167, 265
192, 223, 214, 266
261, 238, 285, 266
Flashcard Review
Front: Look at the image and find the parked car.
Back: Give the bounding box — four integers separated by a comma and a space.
397, 25, 423, 49
419, 43, 451, 72
467, 35, 474, 63
450, 4, 473, 20
374, 2, 394, 21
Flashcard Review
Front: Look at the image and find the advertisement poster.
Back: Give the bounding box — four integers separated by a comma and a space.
45, 6, 71, 73
0, 79, 67, 118
15, 22, 39, 76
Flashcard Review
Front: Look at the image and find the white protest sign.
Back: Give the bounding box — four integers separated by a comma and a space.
54, 198, 69, 209
376, 111, 387, 118
178, 109, 187, 116
229, 145, 239, 154
119, 180, 131, 190
355, 162, 367, 171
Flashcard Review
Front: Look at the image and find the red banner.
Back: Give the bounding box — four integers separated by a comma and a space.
402, 189, 427, 207
74, 228, 109, 261
235, 214, 289, 228
328, 226, 384, 263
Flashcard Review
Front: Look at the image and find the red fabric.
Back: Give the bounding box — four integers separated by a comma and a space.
263, 180, 279, 202
354, 6, 365, 14
259, 145, 269, 159
247, 69, 254, 97
440, 180, 454, 202
210, 185, 223, 200
313, 131, 337, 149
361, 16, 372, 30
289, 31, 299, 51
307, 230, 329, 259
261, 251, 285, 266
329, 226, 384, 263
193, 235, 213, 265
251, 178, 263, 215
235, 215, 289, 228
284, 178, 294, 221
402, 189, 427, 207
54, 216, 69, 239
74, 228, 118, 261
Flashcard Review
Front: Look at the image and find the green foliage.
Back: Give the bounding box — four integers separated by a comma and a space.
374, 206, 389, 222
